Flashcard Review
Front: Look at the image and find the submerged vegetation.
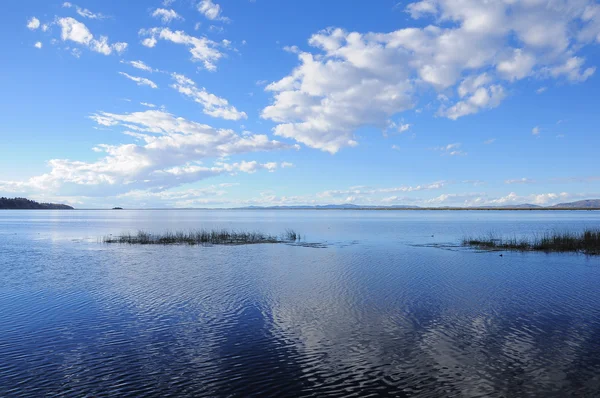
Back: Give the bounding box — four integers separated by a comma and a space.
463, 229, 600, 255
102, 229, 300, 245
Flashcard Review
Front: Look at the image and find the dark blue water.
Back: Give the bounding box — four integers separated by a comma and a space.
1, 210, 600, 397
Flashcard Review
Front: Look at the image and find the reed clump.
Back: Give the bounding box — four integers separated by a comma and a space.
463, 229, 600, 255
102, 229, 300, 245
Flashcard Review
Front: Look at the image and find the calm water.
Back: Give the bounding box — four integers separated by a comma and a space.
1, 210, 600, 397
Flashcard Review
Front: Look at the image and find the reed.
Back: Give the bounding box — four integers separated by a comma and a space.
463, 229, 600, 255
102, 229, 300, 245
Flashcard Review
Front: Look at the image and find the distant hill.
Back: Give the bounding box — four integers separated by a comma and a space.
239, 201, 600, 210
0, 197, 74, 210
493, 204, 542, 209
240, 204, 420, 210
551, 199, 600, 208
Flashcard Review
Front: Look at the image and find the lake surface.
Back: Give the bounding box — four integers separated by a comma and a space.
1, 210, 600, 397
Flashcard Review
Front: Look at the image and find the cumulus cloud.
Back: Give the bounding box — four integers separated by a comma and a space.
1, 110, 293, 198
170, 73, 246, 120
57, 17, 127, 55
119, 72, 158, 89
261, 1, 600, 153
151, 8, 183, 24
198, 0, 228, 21
27, 17, 40, 30
34, 41, 43, 49
139, 28, 223, 71
485, 192, 572, 206
532, 126, 540, 135
545, 56, 596, 82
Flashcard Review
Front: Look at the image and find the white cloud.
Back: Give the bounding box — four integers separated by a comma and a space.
485, 192, 572, 206
536, 86, 547, 94
433, 143, 467, 156
139, 28, 223, 71
58, 17, 93, 44
151, 8, 183, 24
120, 60, 156, 72
532, 126, 540, 135
62, 2, 106, 19
497, 49, 536, 81
34, 42, 43, 49
170, 73, 247, 120
27, 17, 40, 30
140, 102, 156, 108
119, 72, 158, 89
405, 0, 438, 18
0, 110, 293, 197
484, 138, 496, 144
261, 1, 600, 153
545, 56, 596, 82
440, 84, 506, 120
198, 0, 228, 21
57, 17, 127, 55
398, 123, 411, 133
505, 178, 535, 184
317, 181, 448, 201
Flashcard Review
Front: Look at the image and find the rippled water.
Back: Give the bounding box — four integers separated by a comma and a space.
1, 210, 600, 397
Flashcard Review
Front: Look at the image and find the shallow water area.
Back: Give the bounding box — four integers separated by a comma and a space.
1, 209, 600, 397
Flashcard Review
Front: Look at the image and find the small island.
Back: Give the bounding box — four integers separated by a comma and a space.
0, 197, 73, 210
112, 207, 124, 210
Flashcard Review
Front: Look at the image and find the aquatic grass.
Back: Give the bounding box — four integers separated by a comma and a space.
463, 229, 600, 255
102, 229, 301, 245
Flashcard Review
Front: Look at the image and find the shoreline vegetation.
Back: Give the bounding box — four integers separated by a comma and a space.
0, 197, 73, 210
463, 229, 600, 255
102, 229, 300, 245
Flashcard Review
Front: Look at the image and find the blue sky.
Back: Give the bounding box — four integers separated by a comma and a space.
1, 0, 600, 208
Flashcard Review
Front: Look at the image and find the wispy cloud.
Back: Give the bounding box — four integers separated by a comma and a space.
170, 73, 246, 120
62, 2, 107, 20
433, 143, 467, 156
118, 72, 158, 89
505, 178, 536, 185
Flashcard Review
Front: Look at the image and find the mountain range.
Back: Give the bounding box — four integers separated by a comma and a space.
240, 199, 600, 210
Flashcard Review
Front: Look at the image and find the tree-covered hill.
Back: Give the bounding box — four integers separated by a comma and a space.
0, 197, 74, 210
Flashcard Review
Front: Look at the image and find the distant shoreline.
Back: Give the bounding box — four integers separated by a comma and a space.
5, 207, 599, 211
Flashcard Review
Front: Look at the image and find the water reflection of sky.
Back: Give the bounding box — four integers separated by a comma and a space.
1, 210, 600, 396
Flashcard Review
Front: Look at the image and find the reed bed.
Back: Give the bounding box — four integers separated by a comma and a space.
102, 229, 300, 245
463, 229, 600, 255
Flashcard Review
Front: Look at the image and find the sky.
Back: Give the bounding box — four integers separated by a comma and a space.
1, 0, 600, 208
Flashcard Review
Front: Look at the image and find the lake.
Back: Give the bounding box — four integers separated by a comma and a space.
1, 210, 600, 397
